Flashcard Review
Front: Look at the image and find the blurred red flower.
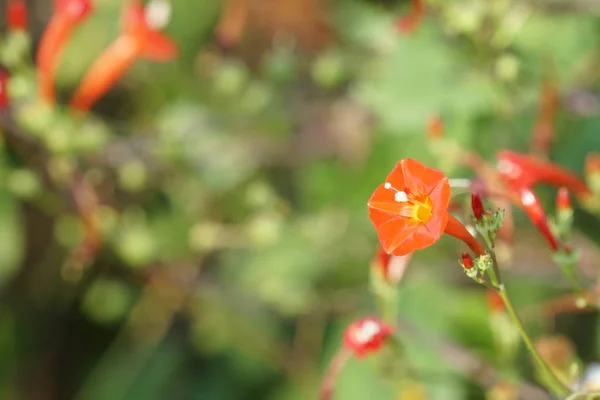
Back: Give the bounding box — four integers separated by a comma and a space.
37, 0, 94, 103
497, 150, 591, 198
69, 0, 177, 111
343, 317, 393, 358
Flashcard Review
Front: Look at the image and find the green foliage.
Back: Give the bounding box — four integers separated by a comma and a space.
0, 0, 599, 399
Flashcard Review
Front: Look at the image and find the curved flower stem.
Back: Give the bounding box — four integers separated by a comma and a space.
487, 265, 571, 396
320, 348, 351, 400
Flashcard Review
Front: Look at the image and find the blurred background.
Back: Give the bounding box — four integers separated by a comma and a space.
1, 0, 600, 399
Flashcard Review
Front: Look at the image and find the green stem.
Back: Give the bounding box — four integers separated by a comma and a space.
495, 284, 571, 396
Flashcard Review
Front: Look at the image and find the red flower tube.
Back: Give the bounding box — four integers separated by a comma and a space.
69, 1, 178, 112
6, 0, 28, 32
445, 214, 487, 256
372, 245, 412, 284
37, 0, 94, 104
518, 187, 560, 251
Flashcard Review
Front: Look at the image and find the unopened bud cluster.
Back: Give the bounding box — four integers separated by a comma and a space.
460, 252, 492, 279
471, 193, 504, 240
475, 209, 505, 241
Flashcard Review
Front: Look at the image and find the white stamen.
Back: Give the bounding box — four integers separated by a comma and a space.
497, 160, 522, 179
355, 320, 380, 343
384, 182, 392, 189
521, 190, 536, 206
394, 191, 409, 202
145, 0, 172, 30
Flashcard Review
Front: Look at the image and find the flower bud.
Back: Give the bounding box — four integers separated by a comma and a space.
585, 152, 600, 194
471, 192, 485, 221
7, 0, 28, 31
343, 317, 393, 358
461, 252, 473, 269
556, 187, 571, 212
0, 69, 9, 109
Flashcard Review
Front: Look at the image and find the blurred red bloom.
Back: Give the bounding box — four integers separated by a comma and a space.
37, 0, 94, 103
69, 1, 178, 111
487, 289, 504, 313
0, 69, 9, 109
497, 150, 591, 198
6, 0, 28, 31
368, 158, 451, 256
343, 317, 393, 358
395, 0, 425, 34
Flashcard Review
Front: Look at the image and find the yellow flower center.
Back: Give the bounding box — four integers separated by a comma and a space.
411, 195, 433, 223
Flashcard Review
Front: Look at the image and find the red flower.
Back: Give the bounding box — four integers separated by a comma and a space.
369, 158, 487, 257
556, 187, 571, 212
497, 150, 591, 198
368, 158, 451, 256
6, 0, 28, 32
376, 245, 392, 274
343, 317, 393, 358
37, 0, 94, 104
69, 1, 178, 112
0, 69, 9, 110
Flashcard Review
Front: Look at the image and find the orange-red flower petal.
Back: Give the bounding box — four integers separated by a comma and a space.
368, 158, 450, 256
